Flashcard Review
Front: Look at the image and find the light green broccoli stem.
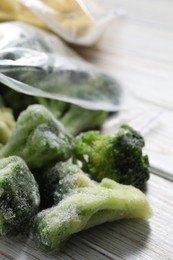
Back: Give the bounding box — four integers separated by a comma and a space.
0, 105, 73, 169
61, 105, 107, 136
0, 156, 40, 235
33, 176, 152, 253
0, 107, 15, 144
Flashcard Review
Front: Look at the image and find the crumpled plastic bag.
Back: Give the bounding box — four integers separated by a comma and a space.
0, 0, 120, 45
0, 22, 122, 111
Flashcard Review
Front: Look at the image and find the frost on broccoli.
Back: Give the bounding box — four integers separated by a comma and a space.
73, 125, 149, 189
0, 156, 40, 236
32, 162, 152, 253
37, 162, 95, 207
0, 105, 73, 169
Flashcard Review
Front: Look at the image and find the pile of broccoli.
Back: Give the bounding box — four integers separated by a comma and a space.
0, 86, 108, 136
0, 89, 152, 253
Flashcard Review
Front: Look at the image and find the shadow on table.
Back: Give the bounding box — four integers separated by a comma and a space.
61, 219, 151, 259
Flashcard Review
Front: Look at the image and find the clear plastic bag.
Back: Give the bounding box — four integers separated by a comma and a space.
0, 0, 120, 45
0, 22, 122, 111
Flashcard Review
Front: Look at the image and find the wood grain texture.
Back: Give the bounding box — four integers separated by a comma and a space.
1, 0, 173, 259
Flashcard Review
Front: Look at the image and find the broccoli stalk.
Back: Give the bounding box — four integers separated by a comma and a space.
35, 97, 70, 121
73, 125, 149, 189
0, 156, 40, 235
60, 105, 107, 136
0, 105, 73, 169
32, 162, 152, 253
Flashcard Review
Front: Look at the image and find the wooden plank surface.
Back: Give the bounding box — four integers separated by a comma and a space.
1, 0, 173, 259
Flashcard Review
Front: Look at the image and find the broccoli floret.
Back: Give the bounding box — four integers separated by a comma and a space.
0, 105, 73, 169
32, 162, 152, 253
0, 107, 15, 144
73, 125, 149, 189
0, 156, 40, 235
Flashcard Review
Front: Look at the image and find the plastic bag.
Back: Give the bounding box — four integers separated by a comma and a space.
0, 0, 119, 45
0, 22, 121, 111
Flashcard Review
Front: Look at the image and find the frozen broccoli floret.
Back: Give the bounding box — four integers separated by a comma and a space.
0, 156, 40, 235
73, 125, 149, 189
0, 105, 73, 169
32, 162, 152, 253
37, 162, 95, 207
0, 107, 15, 144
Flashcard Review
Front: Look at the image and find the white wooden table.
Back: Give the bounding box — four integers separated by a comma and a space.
1, 0, 173, 259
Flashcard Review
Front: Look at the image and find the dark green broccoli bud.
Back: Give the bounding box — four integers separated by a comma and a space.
0, 107, 15, 144
37, 162, 95, 207
0, 105, 73, 169
0, 96, 5, 107
0, 156, 40, 235
32, 163, 152, 253
0, 85, 37, 118
73, 125, 149, 189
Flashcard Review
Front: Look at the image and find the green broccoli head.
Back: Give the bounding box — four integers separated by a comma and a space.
73, 125, 149, 189
0, 156, 40, 235
0, 105, 73, 169
32, 162, 152, 253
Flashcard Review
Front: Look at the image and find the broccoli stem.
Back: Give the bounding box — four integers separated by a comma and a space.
61, 105, 107, 136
